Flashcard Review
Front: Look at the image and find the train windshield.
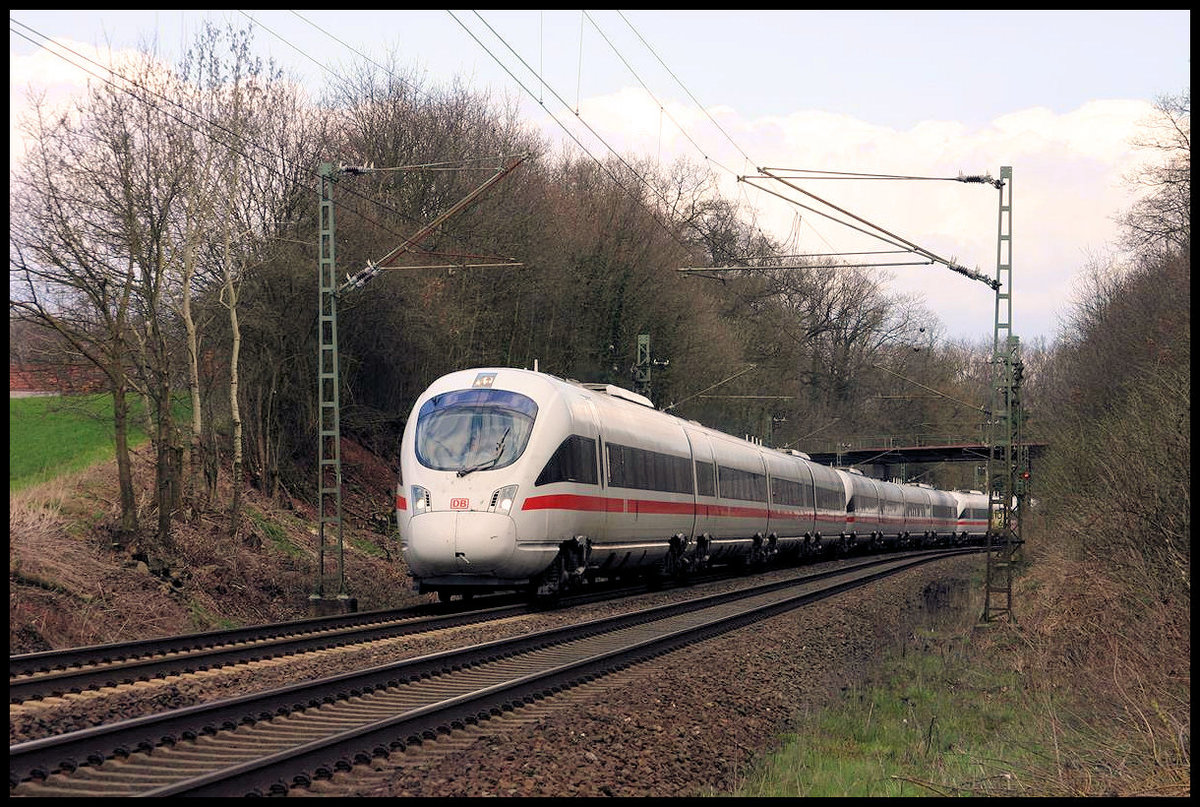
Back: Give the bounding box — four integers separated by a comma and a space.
414, 388, 538, 474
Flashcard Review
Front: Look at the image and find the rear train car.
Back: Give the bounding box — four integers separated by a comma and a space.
950, 490, 990, 544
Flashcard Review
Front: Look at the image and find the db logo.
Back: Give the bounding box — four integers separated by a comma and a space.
450, 498, 469, 510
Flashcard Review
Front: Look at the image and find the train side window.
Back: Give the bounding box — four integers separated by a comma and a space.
718, 465, 767, 502
695, 460, 716, 497
770, 476, 804, 507
607, 443, 693, 494
535, 435, 598, 486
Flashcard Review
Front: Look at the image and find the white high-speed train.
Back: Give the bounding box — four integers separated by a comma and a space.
396, 368, 990, 601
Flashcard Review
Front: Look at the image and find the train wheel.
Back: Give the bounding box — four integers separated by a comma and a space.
692, 535, 711, 574
657, 534, 690, 584
531, 553, 566, 608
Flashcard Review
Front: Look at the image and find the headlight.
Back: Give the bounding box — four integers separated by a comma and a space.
489, 484, 518, 514
411, 485, 430, 513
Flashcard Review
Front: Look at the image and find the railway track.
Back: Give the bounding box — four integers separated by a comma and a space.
8, 598, 517, 704
8, 572, 732, 704
9, 549, 935, 704
10, 547, 980, 797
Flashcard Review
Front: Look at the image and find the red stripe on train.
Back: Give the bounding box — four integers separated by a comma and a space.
521, 493, 625, 512
522, 497, 851, 523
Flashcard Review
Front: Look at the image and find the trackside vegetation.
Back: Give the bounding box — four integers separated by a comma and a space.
729, 90, 1190, 798
730, 630, 1036, 796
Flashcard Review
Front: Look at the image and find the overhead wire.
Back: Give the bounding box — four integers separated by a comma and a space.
447, 10, 704, 257
616, 9, 783, 243
465, 11, 671, 199
613, 11, 995, 279
616, 10, 753, 167
9, 18, 439, 256
739, 174, 913, 253
582, 10, 737, 178
587, 10, 785, 270
285, 10, 431, 103
235, 10, 361, 101
613, 11, 880, 263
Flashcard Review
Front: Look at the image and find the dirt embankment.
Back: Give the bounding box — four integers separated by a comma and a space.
9, 438, 425, 654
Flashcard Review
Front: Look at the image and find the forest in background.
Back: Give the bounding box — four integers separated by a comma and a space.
10, 23, 994, 556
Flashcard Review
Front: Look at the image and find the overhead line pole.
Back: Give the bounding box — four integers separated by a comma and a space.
983, 166, 1025, 623
314, 162, 346, 612
311, 155, 527, 616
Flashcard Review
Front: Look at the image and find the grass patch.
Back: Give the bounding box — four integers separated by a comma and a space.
728, 625, 1045, 797
187, 599, 240, 632
248, 507, 304, 558
350, 535, 389, 558
9, 394, 150, 491
10, 393, 191, 492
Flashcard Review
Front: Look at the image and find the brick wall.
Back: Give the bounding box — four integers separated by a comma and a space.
9, 363, 106, 395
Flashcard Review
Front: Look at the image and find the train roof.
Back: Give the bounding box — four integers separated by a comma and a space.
428, 369, 949, 486
576, 382, 654, 408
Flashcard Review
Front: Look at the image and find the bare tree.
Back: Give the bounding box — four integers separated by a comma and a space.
1120, 90, 1190, 254
168, 51, 222, 508
10, 84, 154, 540
109, 58, 194, 550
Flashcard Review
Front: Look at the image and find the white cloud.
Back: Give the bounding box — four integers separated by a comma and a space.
527, 88, 1158, 343
9, 38, 169, 167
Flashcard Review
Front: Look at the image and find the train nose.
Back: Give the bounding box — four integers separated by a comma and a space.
405, 511, 518, 576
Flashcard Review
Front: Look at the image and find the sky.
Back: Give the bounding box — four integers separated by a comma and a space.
9, 10, 1192, 345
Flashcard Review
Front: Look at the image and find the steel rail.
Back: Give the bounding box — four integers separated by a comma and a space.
9, 605, 436, 677
8, 572, 736, 702
8, 604, 526, 703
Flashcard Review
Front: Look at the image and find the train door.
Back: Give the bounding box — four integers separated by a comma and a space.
577, 396, 608, 543
684, 428, 716, 541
